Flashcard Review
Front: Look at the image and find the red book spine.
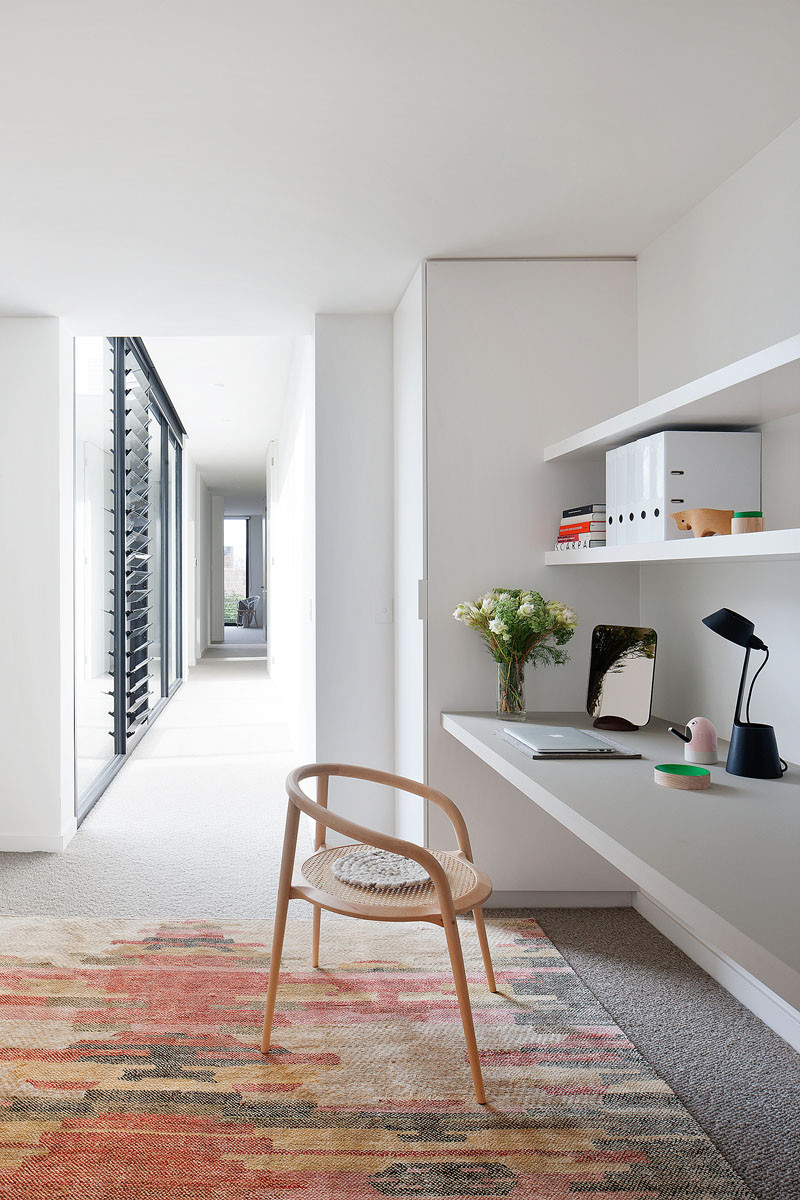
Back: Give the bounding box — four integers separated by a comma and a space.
558, 522, 606, 537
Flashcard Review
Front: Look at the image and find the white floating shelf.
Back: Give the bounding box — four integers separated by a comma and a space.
544, 333, 800, 462
545, 527, 800, 566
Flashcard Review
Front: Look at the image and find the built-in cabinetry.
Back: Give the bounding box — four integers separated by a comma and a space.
394, 258, 642, 897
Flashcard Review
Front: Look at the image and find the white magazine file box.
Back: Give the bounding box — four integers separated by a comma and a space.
606, 431, 761, 545
605, 449, 618, 547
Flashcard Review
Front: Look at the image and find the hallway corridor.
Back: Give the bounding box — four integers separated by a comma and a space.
0, 648, 312, 918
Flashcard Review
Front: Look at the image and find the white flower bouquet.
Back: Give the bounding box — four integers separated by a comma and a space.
454, 589, 578, 719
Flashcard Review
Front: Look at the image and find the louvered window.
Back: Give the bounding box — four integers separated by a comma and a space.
76, 336, 184, 820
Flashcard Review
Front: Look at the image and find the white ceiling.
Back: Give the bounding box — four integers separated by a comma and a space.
2, 1, 800, 332
144, 336, 296, 494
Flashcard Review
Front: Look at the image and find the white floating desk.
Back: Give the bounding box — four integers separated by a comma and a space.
442, 711, 800, 1019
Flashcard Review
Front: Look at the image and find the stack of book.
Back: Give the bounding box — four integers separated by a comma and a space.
555, 504, 607, 551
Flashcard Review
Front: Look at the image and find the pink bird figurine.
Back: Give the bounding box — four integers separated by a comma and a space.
669, 717, 718, 765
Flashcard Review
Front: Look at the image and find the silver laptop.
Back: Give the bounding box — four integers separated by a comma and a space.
503, 725, 615, 754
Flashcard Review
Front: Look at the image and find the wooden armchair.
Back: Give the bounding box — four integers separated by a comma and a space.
261, 763, 497, 1103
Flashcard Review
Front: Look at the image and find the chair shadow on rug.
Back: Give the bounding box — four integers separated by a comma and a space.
261, 763, 497, 1103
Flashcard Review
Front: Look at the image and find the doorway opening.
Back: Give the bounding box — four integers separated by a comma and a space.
223, 516, 250, 626
221, 499, 266, 646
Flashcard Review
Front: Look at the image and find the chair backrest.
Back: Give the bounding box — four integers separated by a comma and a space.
286, 763, 474, 872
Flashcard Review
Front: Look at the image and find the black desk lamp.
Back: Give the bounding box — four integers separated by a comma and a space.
701, 608, 784, 779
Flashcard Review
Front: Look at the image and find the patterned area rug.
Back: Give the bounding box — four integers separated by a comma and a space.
0, 916, 753, 1199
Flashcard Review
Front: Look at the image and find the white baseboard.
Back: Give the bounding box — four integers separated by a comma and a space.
634, 891, 800, 1053
486, 891, 634, 909
0, 828, 76, 853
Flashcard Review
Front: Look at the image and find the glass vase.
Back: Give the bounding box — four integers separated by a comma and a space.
496, 660, 525, 721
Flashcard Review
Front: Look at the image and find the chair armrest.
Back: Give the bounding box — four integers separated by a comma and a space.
293, 763, 475, 860
287, 766, 460, 910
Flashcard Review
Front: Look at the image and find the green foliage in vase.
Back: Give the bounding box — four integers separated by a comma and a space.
453, 589, 577, 668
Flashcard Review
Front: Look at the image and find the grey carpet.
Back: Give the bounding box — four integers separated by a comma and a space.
534, 907, 800, 1200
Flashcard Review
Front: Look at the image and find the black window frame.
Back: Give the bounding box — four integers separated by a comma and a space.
75, 336, 186, 823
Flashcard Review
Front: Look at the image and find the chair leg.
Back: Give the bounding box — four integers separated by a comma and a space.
261, 801, 300, 1054
473, 907, 497, 993
442, 916, 486, 1104
311, 904, 321, 968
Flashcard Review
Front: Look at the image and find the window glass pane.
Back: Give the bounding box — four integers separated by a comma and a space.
148, 411, 163, 704
224, 518, 248, 625
74, 337, 116, 796
168, 437, 178, 686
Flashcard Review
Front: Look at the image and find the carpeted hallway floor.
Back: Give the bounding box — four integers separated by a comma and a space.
0, 643, 313, 919
223, 625, 267, 645
0, 647, 798, 1198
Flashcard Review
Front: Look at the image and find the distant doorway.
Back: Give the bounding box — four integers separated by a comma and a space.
223, 517, 249, 626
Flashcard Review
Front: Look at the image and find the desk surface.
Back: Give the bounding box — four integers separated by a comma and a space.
442, 711, 800, 1010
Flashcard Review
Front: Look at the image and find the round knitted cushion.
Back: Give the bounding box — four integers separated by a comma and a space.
331, 848, 430, 890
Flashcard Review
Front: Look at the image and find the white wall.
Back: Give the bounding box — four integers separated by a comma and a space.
183, 450, 213, 666
0, 319, 75, 851
270, 336, 315, 759
194, 469, 211, 658
638, 116, 800, 402
642, 561, 800, 762
210, 493, 225, 643
637, 113, 800, 762
315, 315, 395, 834
393, 267, 427, 841
183, 449, 197, 669
424, 261, 640, 897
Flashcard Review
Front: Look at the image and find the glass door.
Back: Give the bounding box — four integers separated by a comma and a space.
167, 434, 180, 687
74, 338, 117, 801
145, 407, 163, 714
74, 336, 185, 820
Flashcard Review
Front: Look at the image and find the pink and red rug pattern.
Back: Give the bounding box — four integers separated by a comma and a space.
0, 916, 752, 1197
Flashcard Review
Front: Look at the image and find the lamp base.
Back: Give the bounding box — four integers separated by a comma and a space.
726, 721, 782, 779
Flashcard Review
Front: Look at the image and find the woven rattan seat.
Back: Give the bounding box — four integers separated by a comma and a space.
299, 844, 490, 919
260, 763, 497, 1103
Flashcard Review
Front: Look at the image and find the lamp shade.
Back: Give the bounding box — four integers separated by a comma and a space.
700, 607, 781, 777
701, 607, 755, 648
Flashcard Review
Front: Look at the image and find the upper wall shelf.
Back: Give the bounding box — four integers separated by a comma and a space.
544, 526, 800, 566
543, 333, 800, 463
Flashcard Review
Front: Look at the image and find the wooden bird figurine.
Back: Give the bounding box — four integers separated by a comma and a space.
670, 508, 733, 537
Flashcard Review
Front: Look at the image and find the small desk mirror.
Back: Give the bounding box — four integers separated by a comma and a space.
587, 625, 657, 731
